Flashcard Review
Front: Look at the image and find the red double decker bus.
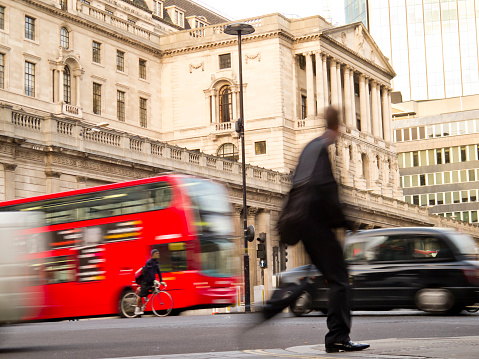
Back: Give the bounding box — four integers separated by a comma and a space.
0, 174, 239, 320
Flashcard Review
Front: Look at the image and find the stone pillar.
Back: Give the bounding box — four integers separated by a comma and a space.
59, 68, 64, 103
377, 83, 383, 139
3, 164, 17, 201
365, 79, 371, 134
336, 63, 342, 121
344, 67, 352, 127
384, 89, 392, 142
315, 52, 324, 114
322, 55, 328, 106
330, 59, 338, 108
371, 80, 379, 137
305, 52, 315, 118
76, 176, 88, 190
350, 70, 356, 129
359, 75, 368, 133
292, 55, 299, 120
46, 171, 62, 194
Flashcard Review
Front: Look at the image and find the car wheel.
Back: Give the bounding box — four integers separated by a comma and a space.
415, 288, 455, 314
290, 291, 313, 317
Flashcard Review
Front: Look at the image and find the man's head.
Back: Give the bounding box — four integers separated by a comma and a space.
151, 248, 159, 259
325, 106, 339, 131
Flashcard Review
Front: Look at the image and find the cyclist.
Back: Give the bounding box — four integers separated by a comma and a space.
135, 249, 165, 315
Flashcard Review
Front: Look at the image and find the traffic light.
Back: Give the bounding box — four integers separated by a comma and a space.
257, 232, 267, 268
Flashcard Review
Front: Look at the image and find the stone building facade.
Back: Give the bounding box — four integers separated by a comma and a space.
1, 0, 477, 306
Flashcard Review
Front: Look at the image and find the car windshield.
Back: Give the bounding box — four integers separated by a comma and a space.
447, 233, 479, 258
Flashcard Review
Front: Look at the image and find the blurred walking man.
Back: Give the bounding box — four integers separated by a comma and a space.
294, 106, 369, 353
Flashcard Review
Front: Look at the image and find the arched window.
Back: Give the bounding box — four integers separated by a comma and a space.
219, 85, 232, 123
217, 143, 239, 162
63, 65, 71, 104
60, 27, 69, 49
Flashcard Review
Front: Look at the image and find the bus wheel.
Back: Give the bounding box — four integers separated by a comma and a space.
119, 290, 138, 318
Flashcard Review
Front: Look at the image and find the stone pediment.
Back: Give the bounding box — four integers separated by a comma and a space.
322, 23, 395, 76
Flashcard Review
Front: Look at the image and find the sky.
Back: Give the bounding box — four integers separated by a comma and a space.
195, 0, 346, 26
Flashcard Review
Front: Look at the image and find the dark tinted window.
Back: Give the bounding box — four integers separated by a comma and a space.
154, 242, 187, 273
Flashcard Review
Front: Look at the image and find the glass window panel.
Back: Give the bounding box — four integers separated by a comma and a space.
404, 153, 412, 168
405, 195, 412, 204
420, 174, 426, 186
404, 176, 411, 187
460, 146, 467, 161
428, 150, 435, 165
470, 189, 477, 202
444, 171, 451, 183
428, 194, 435, 205
419, 126, 426, 139
420, 150, 427, 166
427, 173, 434, 185
444, 148, 450, 163
436, 149, 442, 164
442, 123, 450, 136
437, 193, 444, 205
435, 172, 443, 184
462, 190, 468, 202
468, 145, 476, 160
411, 127, 418, 140
450, 122, 458, 136
454, 212, 461, 221
463, 212, 469, 222
412, 175, 419, 187
458, 121, 466, 134
460, 170, 467, 182
413, 195, 420, 205
420, 194, 427, 205
395, 129, 402, 141
404, 129, 410, 141
427, 125, 434, 138
452, 146, 459, 162
471, 211, 478, 222
452, 171, 459, 183
445, 192, 452, 204
434, 124, 442, 137
453, 191, 460, 203
413, 152, 419, 166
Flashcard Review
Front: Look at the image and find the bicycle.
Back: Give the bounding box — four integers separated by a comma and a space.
120, 281, 173, 318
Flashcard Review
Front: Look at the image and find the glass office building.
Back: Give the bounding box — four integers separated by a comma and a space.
345, 0, 479, 101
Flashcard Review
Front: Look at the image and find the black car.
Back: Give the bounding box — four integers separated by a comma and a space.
278, 227, 479, 315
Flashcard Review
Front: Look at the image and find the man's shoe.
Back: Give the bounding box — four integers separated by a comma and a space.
325, 341, 370, 353
134, 307, 144, 315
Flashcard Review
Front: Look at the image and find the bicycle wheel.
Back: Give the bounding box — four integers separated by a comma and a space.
120, 291, 139, 318
151, 291, 173, 317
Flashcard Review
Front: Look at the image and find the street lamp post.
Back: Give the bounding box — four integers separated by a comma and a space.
224, 23, 255, 312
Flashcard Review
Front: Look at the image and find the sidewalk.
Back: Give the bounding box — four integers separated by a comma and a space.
115, 336, 479, 359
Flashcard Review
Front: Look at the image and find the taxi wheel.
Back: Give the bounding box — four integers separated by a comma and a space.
290, 291, 313, 317
415, 288, 455, 314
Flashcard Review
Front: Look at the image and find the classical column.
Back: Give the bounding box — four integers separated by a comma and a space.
365, 78, 371, 134
371, 80, 379, 137
292, 54, 299, 120
350, 70, 356, 128
336, 63, 343, 121
322, 55, 328, 106
73, 69, 82, 107
59, 68, 64, 103
344, 66, 352, 127
377, 83, 383, 139
383, 89, 392, 141
359, 75, 368, 133
315, 52, 324, 114
330, 59, 338, 108
305, 52, 315, 118
2, 164, 17, 201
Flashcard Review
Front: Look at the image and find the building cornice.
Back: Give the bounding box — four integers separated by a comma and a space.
20, 0, 162, 55
161, 29, 294, 57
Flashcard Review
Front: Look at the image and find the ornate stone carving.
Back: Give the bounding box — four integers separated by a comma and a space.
245, 52, 261, 64
354, 26, 364, 55
45, 170, 62, 178
341, 32, 347, 45
3, 163, 17, 171
189, 62, 204, 73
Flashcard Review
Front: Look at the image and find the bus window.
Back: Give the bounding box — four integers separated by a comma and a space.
154, 242, 187, 273
44, 256, 76, 284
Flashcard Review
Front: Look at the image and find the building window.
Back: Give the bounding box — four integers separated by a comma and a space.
140, 97, 147, 128
92, 41, 101, 63
301, 95, 307, 119
117, 91, 125, 122
117, 50, 125, 72
139, 59, 146, 79
25, 16, 35, 40
219, 85, 232, 123
0, 6, 5, 30
60, 27, 69, 49
0, 53, 4, 89
25, 61, 35, 97
153, 0, 162, 16
63, 65, 71, 104
60, 0, 68, 10
93, 83, 101, 115
217, 143, 239, 162
255, 141, 266, 155
219, 54, 231, 69
298, 55, 306, 70
460, 146, 467, 162
174, 10, 184, 26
